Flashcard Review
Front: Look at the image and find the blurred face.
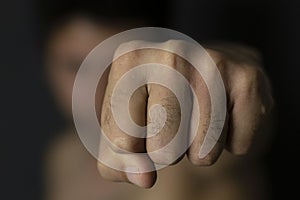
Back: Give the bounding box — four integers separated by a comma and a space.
45, 17, 120, 120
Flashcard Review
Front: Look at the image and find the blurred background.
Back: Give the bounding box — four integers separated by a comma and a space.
1, 0, 299, 199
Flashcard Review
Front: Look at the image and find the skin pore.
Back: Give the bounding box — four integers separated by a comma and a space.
44, 16, 269, 200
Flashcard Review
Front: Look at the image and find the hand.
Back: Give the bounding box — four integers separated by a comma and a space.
96, 40, 273, 188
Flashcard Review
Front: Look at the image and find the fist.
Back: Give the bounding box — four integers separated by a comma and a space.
96, 40, 273, 188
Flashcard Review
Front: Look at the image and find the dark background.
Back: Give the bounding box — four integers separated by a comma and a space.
1, 0, 299, 199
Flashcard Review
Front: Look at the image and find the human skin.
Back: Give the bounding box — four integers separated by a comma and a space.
44, 16, 273, 200
97, 41, 273, 188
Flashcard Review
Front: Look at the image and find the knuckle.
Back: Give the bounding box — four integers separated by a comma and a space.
112, 40, 189, 72
241, 67, 258, 86
114, 40, 143, 57
234, 66, 274, 115
163, 39, 186, 50
234, 66, 264, 95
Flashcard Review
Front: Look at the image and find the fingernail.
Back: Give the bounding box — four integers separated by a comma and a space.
126, 166, 141, 187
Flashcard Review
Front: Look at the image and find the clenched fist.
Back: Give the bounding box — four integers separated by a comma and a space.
96, 40, 273, 188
